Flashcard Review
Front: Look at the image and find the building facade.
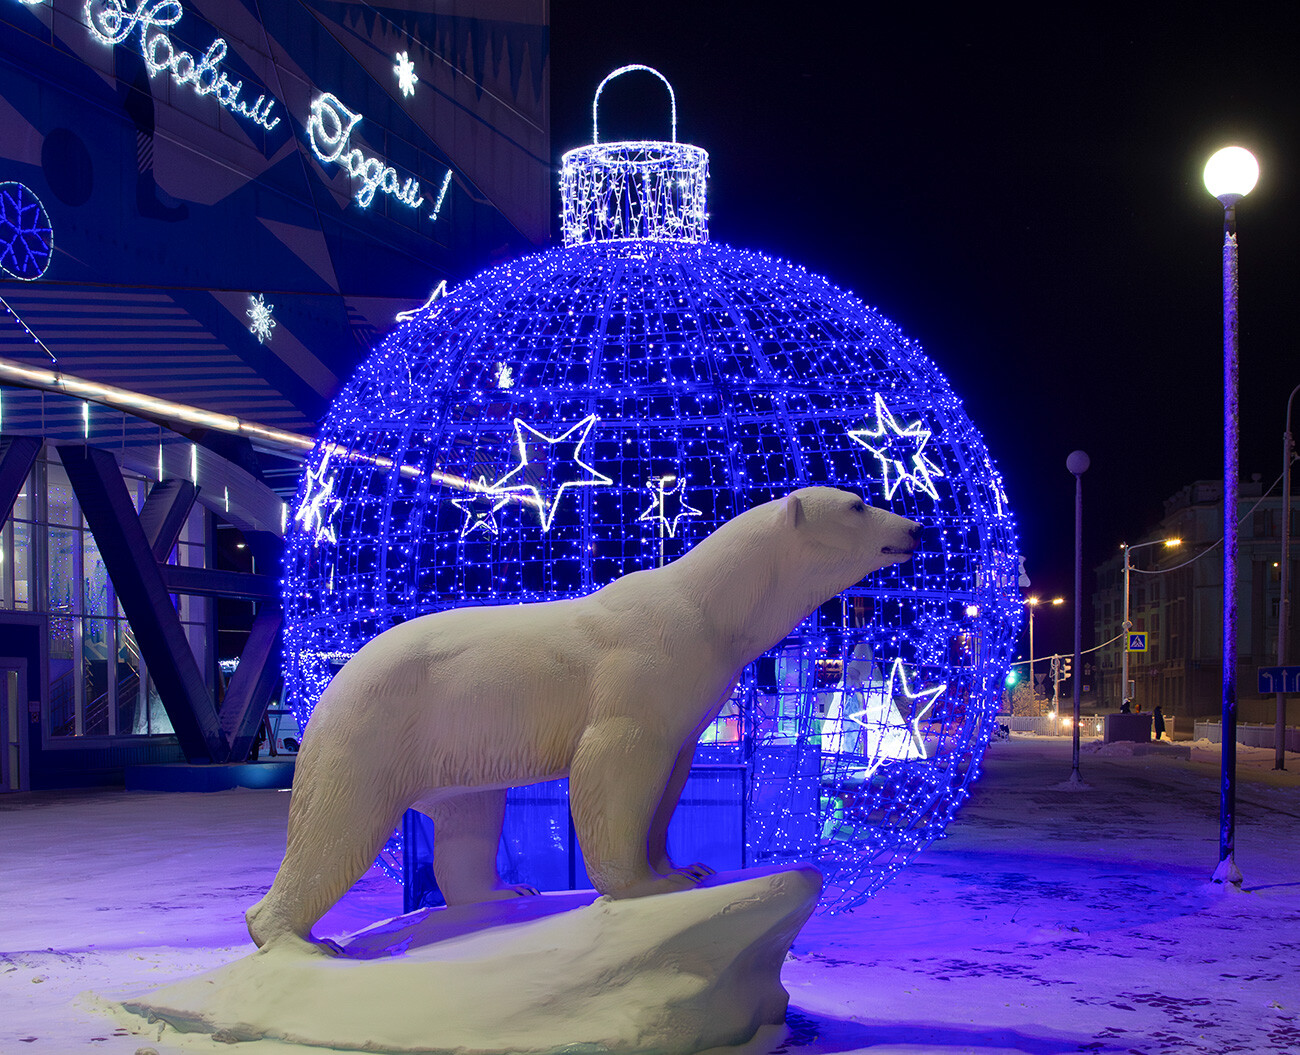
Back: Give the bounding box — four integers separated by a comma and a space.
1092, 479, 1298, 725
0, 0, 550, 790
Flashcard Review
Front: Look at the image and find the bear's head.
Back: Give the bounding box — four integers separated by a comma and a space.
783, 487, 920, 584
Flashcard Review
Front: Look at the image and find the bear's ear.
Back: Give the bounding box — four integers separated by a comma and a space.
785, 494, 804, 530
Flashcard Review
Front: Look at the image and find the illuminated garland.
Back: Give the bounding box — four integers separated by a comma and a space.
306, 93, 424, 210
0, 182, 53, 281
84, 0, 280, 131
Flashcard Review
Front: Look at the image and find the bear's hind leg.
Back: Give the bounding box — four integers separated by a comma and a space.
420, 789, 538, 906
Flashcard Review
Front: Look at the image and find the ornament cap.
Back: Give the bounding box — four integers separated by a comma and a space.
561, 65, 709, 246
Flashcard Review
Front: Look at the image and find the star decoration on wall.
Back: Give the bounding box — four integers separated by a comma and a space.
295, 451, 342, 546
846, 658, 945, 762
492, 414, 612, 531
450, 478, 510, 537
246, 293, 276, 344
638, 475, 702, 538
394, 51, 419, 97
847, 393, 944, 501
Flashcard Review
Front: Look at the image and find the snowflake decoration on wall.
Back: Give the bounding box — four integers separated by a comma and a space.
0, 182, 54, 281
394, 51, 419, 98
246, 293, 276, 344
848, 392, 945, 501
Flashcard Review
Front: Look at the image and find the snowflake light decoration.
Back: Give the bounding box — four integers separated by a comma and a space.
0, 182, 54, 281
283, 66, 1021, 912
246, 293, 276, 344
394, 51, 419, 98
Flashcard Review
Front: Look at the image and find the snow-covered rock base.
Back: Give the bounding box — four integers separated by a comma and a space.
119, 865, 821, 1055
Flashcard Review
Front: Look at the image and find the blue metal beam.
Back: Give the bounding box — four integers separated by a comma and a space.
221, 602, 284, 762
0, 435, 39, 525
57, 445, 228, 763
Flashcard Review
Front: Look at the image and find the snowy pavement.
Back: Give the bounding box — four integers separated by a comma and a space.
2, 736, 1297, 1055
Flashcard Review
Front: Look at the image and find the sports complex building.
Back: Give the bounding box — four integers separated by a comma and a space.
0, 0, 550, 789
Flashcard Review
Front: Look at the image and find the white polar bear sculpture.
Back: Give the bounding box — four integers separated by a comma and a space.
248, 487, 919, 948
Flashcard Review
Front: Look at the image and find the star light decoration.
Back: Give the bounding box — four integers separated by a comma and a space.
246, 293, 276, 344
450, 478, 510, 537
848, 393, 945, 501
394, 51, 419, 98
638, 475, 702, 538
844, 658, 945, 770
295, 450, 342, 545
492, 414, 612, 531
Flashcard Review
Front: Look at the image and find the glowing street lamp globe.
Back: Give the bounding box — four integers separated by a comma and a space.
1203, 146, 1259, 202
282, 67, 1022, 911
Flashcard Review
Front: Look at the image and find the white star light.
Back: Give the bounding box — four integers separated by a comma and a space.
846, 658, 945, 764
494, 363, 515, 390
394, 51, 419, 97
246, 293, 276, 344
848, 392, 944, 501
450, 478, 510, 537
295, 451, 342, 546
395, 280, 448, 322
492, 414, 612, 531
638, 475, 702, 538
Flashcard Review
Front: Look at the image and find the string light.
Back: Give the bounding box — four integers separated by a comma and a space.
246, 293, 276, 344
282, 66, 1021, 911
306, 93, 425, 210
0, 182, 54, 281
393, 51, 418, 98
84, 0, 281, 131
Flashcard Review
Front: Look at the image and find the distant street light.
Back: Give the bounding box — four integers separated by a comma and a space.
1067, 450, 1089, 784
1205, 144, 1258, 886
1023, 595, 1064, 708
1121, 537, 1182, 707
1275, 384, 1299, 772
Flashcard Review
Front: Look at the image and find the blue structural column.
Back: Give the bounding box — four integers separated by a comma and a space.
58, 445, 228, 763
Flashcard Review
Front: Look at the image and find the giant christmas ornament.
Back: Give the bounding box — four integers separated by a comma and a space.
283, 66, 1022, 912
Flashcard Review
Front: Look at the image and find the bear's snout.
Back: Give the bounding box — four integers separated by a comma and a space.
880, 520, 922, 558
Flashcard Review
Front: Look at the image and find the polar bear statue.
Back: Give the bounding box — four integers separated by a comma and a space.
248, 487, 919, 948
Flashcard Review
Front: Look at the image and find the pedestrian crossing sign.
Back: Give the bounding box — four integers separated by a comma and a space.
1127, 633, 1148, 652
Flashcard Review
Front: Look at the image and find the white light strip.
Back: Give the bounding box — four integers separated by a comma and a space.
0, 354, 538, 507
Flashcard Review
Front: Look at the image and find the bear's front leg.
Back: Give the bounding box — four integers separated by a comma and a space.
569, 716, 707, 899
419, 789, 539, 905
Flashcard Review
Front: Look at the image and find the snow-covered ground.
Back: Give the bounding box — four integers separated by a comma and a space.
2, 735, 1297, 1055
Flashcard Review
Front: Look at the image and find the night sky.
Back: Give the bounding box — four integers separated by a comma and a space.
550, 5, 1298, 659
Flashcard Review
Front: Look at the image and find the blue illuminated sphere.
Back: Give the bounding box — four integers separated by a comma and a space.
284, 126, 1021, 912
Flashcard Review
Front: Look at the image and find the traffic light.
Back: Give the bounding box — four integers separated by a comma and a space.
1060, 658, 1073, 678
1005, 668, 1020, 687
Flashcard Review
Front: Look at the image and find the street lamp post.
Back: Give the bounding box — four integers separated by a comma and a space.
1121, 537, 1182, 708
1276, 384, 1299, 771
1205, 144, 1258, 886
1024, 596, 1064, 709
1067, 450, 1089, 783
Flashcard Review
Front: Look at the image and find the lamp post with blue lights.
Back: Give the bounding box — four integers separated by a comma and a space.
1204, 144, 1258, 885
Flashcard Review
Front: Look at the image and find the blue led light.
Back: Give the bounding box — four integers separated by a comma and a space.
282, 67, 1021, 912
0, 182, 54, 281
